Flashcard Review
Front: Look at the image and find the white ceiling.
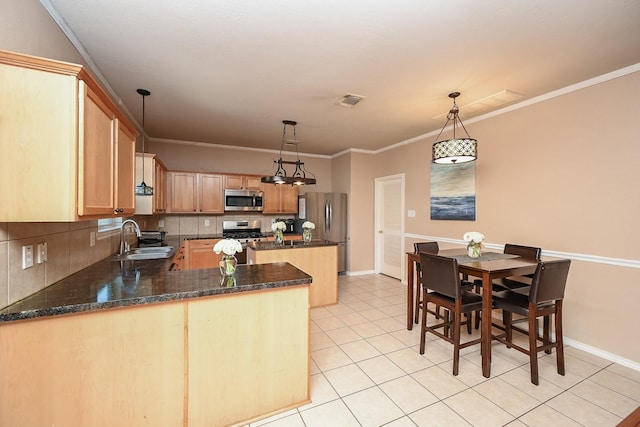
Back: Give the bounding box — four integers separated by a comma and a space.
43, 0, 640, 156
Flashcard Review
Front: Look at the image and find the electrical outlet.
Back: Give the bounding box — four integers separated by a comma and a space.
90, 232, 96, 247
22, 245, 34, 269
158, 220, 165, 228
204, 219, 210, 226
37, 242, 47, 263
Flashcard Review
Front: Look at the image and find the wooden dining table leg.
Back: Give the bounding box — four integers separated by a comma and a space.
481, 270, 492, 377
407, 255, 415, 330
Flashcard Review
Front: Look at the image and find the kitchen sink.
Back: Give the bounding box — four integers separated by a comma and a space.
109, 246, 174, 261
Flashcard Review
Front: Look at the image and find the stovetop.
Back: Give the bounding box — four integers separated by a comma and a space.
223, 231, 267, 239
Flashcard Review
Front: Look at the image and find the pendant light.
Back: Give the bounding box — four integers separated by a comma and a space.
135, 88, 153, 195
432, 92, 477, 164
261, 120, 317, 186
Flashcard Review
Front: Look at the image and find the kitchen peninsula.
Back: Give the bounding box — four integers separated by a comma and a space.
0, 252, 312, 427
246, 240, 339, 307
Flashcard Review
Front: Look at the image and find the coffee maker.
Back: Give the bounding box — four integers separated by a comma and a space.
276, 218, 295, 234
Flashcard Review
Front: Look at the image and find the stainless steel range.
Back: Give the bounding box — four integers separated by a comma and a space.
222, 220, 267, 264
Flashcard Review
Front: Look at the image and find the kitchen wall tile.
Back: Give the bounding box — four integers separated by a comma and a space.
45, 231, 70, 286
179, 216, 198, 235
69, 228, 89, 275
162, 216, 180, 235
45, 222, 70, 234
7, 222, 46, 240
8, 237, 45, 305
90, 227, 111, 264
198, 216, 217, 235
0, 223, 8, 241
0, 241, 8, 308
70, 220, 97, 231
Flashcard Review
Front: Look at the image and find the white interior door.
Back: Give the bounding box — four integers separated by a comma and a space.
375, 174, 404, 279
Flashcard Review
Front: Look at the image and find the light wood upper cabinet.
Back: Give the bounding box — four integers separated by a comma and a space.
263, 184, 298, 214
0, 49, 137, 221
135, 153, 167, 215
224, 174, 263, 190
167, 172, 223, 214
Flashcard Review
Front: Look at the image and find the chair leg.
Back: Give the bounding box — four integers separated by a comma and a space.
443, 310, 450, 338
466, 313, 472, 334
414, 286, 421, 324
419, 297, 428, 354
435, 304, 441, 319
556, 302, 565, 376
504, 311, 513, 348
452, 310, 461, 375
543, 315, 551, 354
529, 308, 539, 385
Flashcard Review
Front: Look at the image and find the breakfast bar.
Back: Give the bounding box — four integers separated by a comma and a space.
0, 254, 312, 427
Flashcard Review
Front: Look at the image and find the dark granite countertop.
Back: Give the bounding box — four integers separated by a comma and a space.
247, 240, 338, 251
0, 235, 311, 323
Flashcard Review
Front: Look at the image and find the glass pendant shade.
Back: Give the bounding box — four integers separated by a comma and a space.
135, 88, 153, 195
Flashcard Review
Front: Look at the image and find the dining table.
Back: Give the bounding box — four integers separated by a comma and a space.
406, 248, 540, 378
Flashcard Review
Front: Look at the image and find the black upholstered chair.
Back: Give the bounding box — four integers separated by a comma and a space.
473, 243, 542, 329
414, 242, 441, 323
419, 252, 482, 375
492, 259, 571, 385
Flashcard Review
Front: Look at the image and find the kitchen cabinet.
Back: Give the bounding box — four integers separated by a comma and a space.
0, 49, 137, 221
135, 153, 167, 215
167, 172, 223, 214
224, 174, 263, 190
263, 184, 298, 214
185, 239, 221, 270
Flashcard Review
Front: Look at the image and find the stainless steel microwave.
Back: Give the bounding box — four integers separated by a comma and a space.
224, 189, 264, 212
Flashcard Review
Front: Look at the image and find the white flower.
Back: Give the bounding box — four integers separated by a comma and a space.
463, 231, 485, 244
271, 221, 286, 231
302, 221, 315, 230
213, 238, 243, 255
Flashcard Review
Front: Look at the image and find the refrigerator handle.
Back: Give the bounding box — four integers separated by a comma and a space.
325, 202, 330, 232
328, 201, 332, 230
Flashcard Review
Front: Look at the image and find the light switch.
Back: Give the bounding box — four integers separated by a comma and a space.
408, 210, 416, 218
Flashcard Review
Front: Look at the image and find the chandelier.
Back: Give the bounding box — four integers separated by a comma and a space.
432, 92, 477, 164
261, 120, 317, 186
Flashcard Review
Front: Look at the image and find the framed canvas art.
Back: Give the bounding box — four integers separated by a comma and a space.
430, 162, 476, 220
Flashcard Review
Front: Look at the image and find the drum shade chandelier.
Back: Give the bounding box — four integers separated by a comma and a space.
432, 92, 477, 164
135, 88, 153, 195
261, 120, 317, 186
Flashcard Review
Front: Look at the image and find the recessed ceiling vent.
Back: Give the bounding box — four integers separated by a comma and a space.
338, 93, 366, 108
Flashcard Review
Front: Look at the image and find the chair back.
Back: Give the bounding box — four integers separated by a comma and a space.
529, 259, 571, 304
420, 252, 461, 299
414, 242, 439, 274
504, 243, 541, 260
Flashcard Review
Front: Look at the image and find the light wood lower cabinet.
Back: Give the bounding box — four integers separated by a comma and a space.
185, 239, 221, 270
0, 287, 310, 427
247, 244, 338, 307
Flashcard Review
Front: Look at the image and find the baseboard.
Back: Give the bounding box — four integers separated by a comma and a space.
563, 337, 640, 372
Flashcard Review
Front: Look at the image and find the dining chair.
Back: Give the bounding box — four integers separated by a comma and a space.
473, 243, 542, 329
419, 252, 482, 375
492, 259, 571, 385
414, 242, 441, 323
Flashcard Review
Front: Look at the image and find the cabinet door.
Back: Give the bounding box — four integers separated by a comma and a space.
168, 172, 197, 212
224, 175, 244, 190
78, 85, 116, 217
245, 175, 263, 190
154, 160, 167, 213
262, 184, 281, 213
115, 120, 136, 215
199, 174, 224, 213
280, 185, 299, 213
187, 239, 220, 270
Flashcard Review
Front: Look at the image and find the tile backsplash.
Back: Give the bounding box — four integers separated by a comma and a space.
0, 213, 296, 310
0, 221, 119, 310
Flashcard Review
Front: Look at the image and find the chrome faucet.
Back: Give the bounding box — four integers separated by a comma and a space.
119, 219, 142, 255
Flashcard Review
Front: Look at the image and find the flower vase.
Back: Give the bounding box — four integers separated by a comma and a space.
303, 228, 312, 243
274, 229, 284, 245
219, 254, 238, 276
467, 243, 482, 258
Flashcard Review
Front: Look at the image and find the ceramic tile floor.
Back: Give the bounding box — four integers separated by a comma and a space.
248, 274, 640, 427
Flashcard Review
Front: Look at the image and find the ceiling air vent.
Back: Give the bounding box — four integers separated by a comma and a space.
338, 93, 366, 108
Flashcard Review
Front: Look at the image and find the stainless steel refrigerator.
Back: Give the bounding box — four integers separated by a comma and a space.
296, 192, 347, 273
